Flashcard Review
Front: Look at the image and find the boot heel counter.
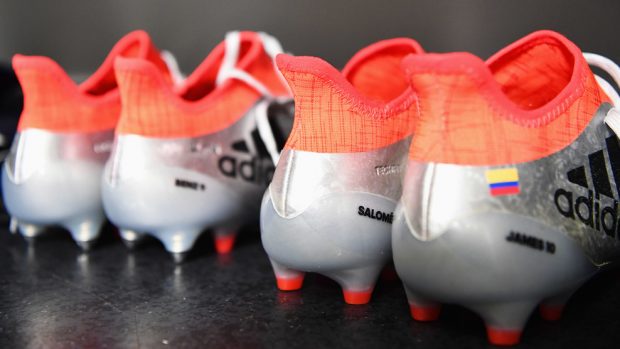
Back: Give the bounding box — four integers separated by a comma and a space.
268, 148, 302, 218
4, 130, 58, 184
401, 162, 436, 241
104, 135, 154, 187
4, 132, 23, 183
403, 162, 500, 241
270, 139, 411, 219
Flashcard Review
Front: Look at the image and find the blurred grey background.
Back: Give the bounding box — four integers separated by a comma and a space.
0, 0, 619, 74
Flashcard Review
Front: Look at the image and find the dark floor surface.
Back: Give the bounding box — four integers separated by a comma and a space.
0, 218, 619, 349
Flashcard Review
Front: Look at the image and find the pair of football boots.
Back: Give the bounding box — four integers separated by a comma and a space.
3, 30, 292, 261
261, 30, 620, 345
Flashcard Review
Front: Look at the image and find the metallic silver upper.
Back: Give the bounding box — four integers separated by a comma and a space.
402, 103, 620, 265
269, 137, 412, 218
105, 102, 275, 211
5, 128, 113, 184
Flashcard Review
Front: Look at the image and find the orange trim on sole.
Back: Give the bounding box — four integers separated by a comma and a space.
486, 326, 522, 346
276, 275, 305, 291
342, 289, 373, 305
214, 234, 237, 254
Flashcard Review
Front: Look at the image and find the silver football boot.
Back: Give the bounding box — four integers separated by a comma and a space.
102, 100, 293, 262
261, 139, 411, 304
102, 31, 292, 262
260, 38, 424, 304
393, 41, 620, 344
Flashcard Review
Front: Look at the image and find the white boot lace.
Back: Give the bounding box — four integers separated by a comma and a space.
216, 31, 291, 165
160, 50, 186, 87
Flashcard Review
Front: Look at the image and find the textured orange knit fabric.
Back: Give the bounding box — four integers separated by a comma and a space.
278, 38, 423, 153
115, 58, 262, 137
404, 30, 609, 165
14, 30, 170, 133
115, 32, 290, 138
14, 57, 121, 133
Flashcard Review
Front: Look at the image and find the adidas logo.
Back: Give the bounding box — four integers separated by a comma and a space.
217, 128, 275, 185
554, 135, 620, 239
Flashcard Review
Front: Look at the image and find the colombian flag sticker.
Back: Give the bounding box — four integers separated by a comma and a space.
485, 168, 520, 196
